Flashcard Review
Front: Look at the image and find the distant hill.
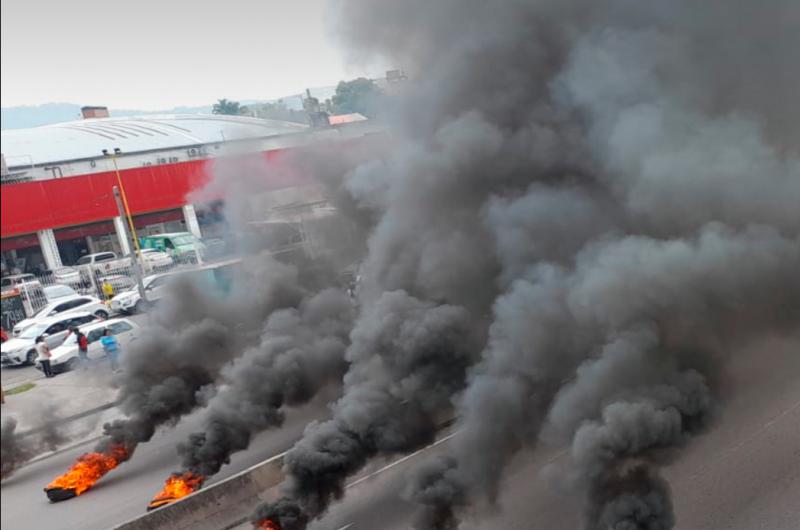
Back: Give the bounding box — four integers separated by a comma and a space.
0, 86, 338, 130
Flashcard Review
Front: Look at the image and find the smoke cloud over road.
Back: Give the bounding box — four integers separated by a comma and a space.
96, 253, 309, 459
175, 288, 355, 479
2, 413, 68, 480
251, 0, 800, 529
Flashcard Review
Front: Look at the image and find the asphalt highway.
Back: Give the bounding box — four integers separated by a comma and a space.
0, 385, 340, 530
3, 336, 797, 530
305, 335, 800, 530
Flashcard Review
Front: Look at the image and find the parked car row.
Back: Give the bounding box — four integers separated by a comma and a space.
38, 317, 140, 374
1, 311, 100, 366
12, 295, 109, 337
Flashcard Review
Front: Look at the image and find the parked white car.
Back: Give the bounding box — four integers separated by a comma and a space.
98, 274, 136, 294
76, 252, 132, 275
1, 311, 98, 366
52, 267, 83, 288
1, 273, 41, 293
44, 284, 78, 302
139, 248, 174, 271
12, 295, 109, 336
110, 272, 176, 314
46, 318, 140, 373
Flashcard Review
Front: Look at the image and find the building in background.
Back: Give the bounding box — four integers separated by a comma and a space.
1, 110, 381, 276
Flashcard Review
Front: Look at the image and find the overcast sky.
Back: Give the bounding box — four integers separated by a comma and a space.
1, 0, 381, 109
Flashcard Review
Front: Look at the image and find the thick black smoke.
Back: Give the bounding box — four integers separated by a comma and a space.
175, 288, 354, 479
254, 0, 799, 528
96, 252, 310, 457
254, 291, 479, 523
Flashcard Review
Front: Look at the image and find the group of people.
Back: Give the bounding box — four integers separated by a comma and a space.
34, 326, 120, 378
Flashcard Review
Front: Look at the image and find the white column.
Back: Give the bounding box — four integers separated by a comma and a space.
37, 229, 63, 270
183, 204, 203, 239
113, 216, 132, 256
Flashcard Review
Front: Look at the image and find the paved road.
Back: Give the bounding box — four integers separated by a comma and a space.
0, 385, 339, 530
4, 335, 797, 530
302, 336, 800, 530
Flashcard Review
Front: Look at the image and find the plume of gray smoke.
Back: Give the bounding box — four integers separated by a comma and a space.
96, 252, 310, 457
252, 291, 478, 524
249, 0, 800, 528
573, 370, 711, 530
2, 418, 37, 479
2, 407, 73, 479
412, 226, 800, 529
175, 288, 354, 479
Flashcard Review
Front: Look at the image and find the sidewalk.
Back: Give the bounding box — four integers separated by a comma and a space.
1, 364, 119, 432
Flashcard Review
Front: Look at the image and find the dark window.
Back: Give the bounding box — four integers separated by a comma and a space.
46, 322, 66, 335
68, 315, 96, 327
87, 329, 104, 343
108, 322, 133, 334
60, 298, 88, 311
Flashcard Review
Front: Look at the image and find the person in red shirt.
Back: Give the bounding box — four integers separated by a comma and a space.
69, 326, 90, 362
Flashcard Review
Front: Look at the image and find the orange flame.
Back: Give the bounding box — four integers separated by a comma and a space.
45, 444, 128, 496
255, 520, 281, 530
147, 472, 205, 510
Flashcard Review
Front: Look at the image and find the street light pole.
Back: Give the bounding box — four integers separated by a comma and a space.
113, 186, 148, 304
104, 149, 143, 260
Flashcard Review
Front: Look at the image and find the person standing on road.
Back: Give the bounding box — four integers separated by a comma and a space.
102, 279, 115, 300
71, 326, 89, 362
100, 329, 120, 372
35, 335, 54, 378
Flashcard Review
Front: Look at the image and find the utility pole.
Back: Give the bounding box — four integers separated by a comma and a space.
103, 149, 144, 261
113, 186, 148, 303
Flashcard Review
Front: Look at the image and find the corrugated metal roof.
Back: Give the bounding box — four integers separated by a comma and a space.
1, 114, 309, 166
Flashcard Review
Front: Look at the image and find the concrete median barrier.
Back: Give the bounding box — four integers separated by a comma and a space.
112, 451, 286, 530
112, 414, 457, 530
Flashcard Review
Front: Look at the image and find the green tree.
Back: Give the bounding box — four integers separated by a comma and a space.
331, 78, 383, 117
251, 100, 308, 124
212, 98, 250, 116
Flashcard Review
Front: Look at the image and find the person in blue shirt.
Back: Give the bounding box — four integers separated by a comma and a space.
100, 329, 120, 372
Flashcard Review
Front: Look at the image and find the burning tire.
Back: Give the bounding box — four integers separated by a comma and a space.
147, 472, 204, 511
44, 487, 77, 502
43, 444, 129, 501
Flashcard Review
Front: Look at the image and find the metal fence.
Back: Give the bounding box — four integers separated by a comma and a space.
1, 257, 210, 330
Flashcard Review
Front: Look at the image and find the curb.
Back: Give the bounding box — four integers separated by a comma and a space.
112, 414, 458, 530
16, 400, 119, 438
27, 433, 107, 465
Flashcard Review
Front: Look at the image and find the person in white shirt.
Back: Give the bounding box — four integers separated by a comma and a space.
35, 336, 54, 378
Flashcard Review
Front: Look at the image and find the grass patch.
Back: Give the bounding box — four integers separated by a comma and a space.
5, 382, 36, 395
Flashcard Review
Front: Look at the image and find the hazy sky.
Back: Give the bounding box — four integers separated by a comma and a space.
1, 0, 381, 109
